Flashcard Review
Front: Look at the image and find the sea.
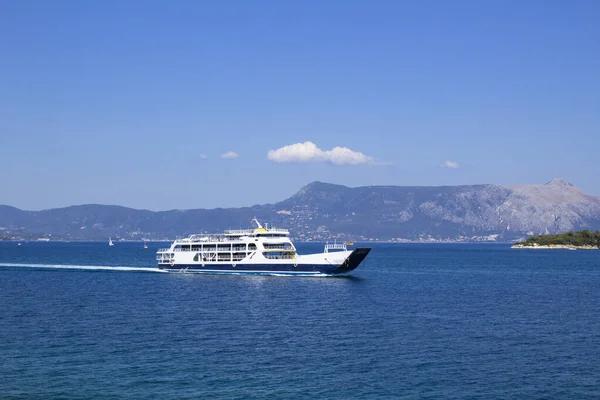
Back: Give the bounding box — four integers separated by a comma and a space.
1, 241, 599, 399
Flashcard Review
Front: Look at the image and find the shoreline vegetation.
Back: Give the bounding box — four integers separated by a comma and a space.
512, 230, 600, 250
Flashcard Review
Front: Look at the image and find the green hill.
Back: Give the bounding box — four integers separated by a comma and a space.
516, 230, 600, 248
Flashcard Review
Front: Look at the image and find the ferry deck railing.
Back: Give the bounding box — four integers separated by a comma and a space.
324, 243, 348, 253
263, 244, 295, 250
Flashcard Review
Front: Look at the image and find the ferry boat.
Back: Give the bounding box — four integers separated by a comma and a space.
156, 219, 370, 275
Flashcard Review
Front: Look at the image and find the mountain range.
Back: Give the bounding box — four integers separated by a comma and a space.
2, 178, 600, 242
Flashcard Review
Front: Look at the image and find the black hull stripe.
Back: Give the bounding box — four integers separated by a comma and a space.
158, 248, 371, 275
159, 263, 339, 274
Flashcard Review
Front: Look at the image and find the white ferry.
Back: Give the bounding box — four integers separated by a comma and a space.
156, 219, 370, 275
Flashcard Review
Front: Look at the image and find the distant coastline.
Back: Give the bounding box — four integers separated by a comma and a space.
2, 178, 600, 243
0, 238, 513, 245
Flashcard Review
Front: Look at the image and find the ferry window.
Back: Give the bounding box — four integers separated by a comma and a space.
248, 243, 257, 250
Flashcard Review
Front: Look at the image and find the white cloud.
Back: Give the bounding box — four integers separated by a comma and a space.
440, 160, 459, 169
267, 141, 375, 165
199, 154, 208, 159
220, 151, 239, 159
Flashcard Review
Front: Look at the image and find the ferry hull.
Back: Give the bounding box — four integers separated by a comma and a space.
159, 248, 370, 275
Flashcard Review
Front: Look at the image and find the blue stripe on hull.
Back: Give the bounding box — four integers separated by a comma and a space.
157, 248, 370, 276
158, 263, 343, 275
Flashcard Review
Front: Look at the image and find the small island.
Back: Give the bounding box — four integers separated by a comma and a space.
512, 230, 600, 250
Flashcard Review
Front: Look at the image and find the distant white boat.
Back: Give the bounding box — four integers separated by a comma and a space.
109, 237, 114, 247
144, 241, 148, 249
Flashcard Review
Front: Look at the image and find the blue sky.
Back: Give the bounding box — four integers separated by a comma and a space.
1, 0, 598, 210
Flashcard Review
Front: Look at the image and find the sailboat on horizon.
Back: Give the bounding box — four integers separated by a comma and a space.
109, 237, 114, 247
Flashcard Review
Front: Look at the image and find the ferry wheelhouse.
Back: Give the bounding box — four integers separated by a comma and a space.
156, 219, 370, 275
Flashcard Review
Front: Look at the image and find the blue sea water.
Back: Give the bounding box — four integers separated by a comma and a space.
1, 242, 599, 399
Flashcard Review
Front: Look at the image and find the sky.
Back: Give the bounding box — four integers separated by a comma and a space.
1, 0, 599, 211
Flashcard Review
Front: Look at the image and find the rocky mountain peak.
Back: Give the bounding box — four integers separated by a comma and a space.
293, 181, 348, 197
545, 177, 573, 187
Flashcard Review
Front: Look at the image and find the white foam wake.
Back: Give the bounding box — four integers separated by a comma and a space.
0, 263, 165, 273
